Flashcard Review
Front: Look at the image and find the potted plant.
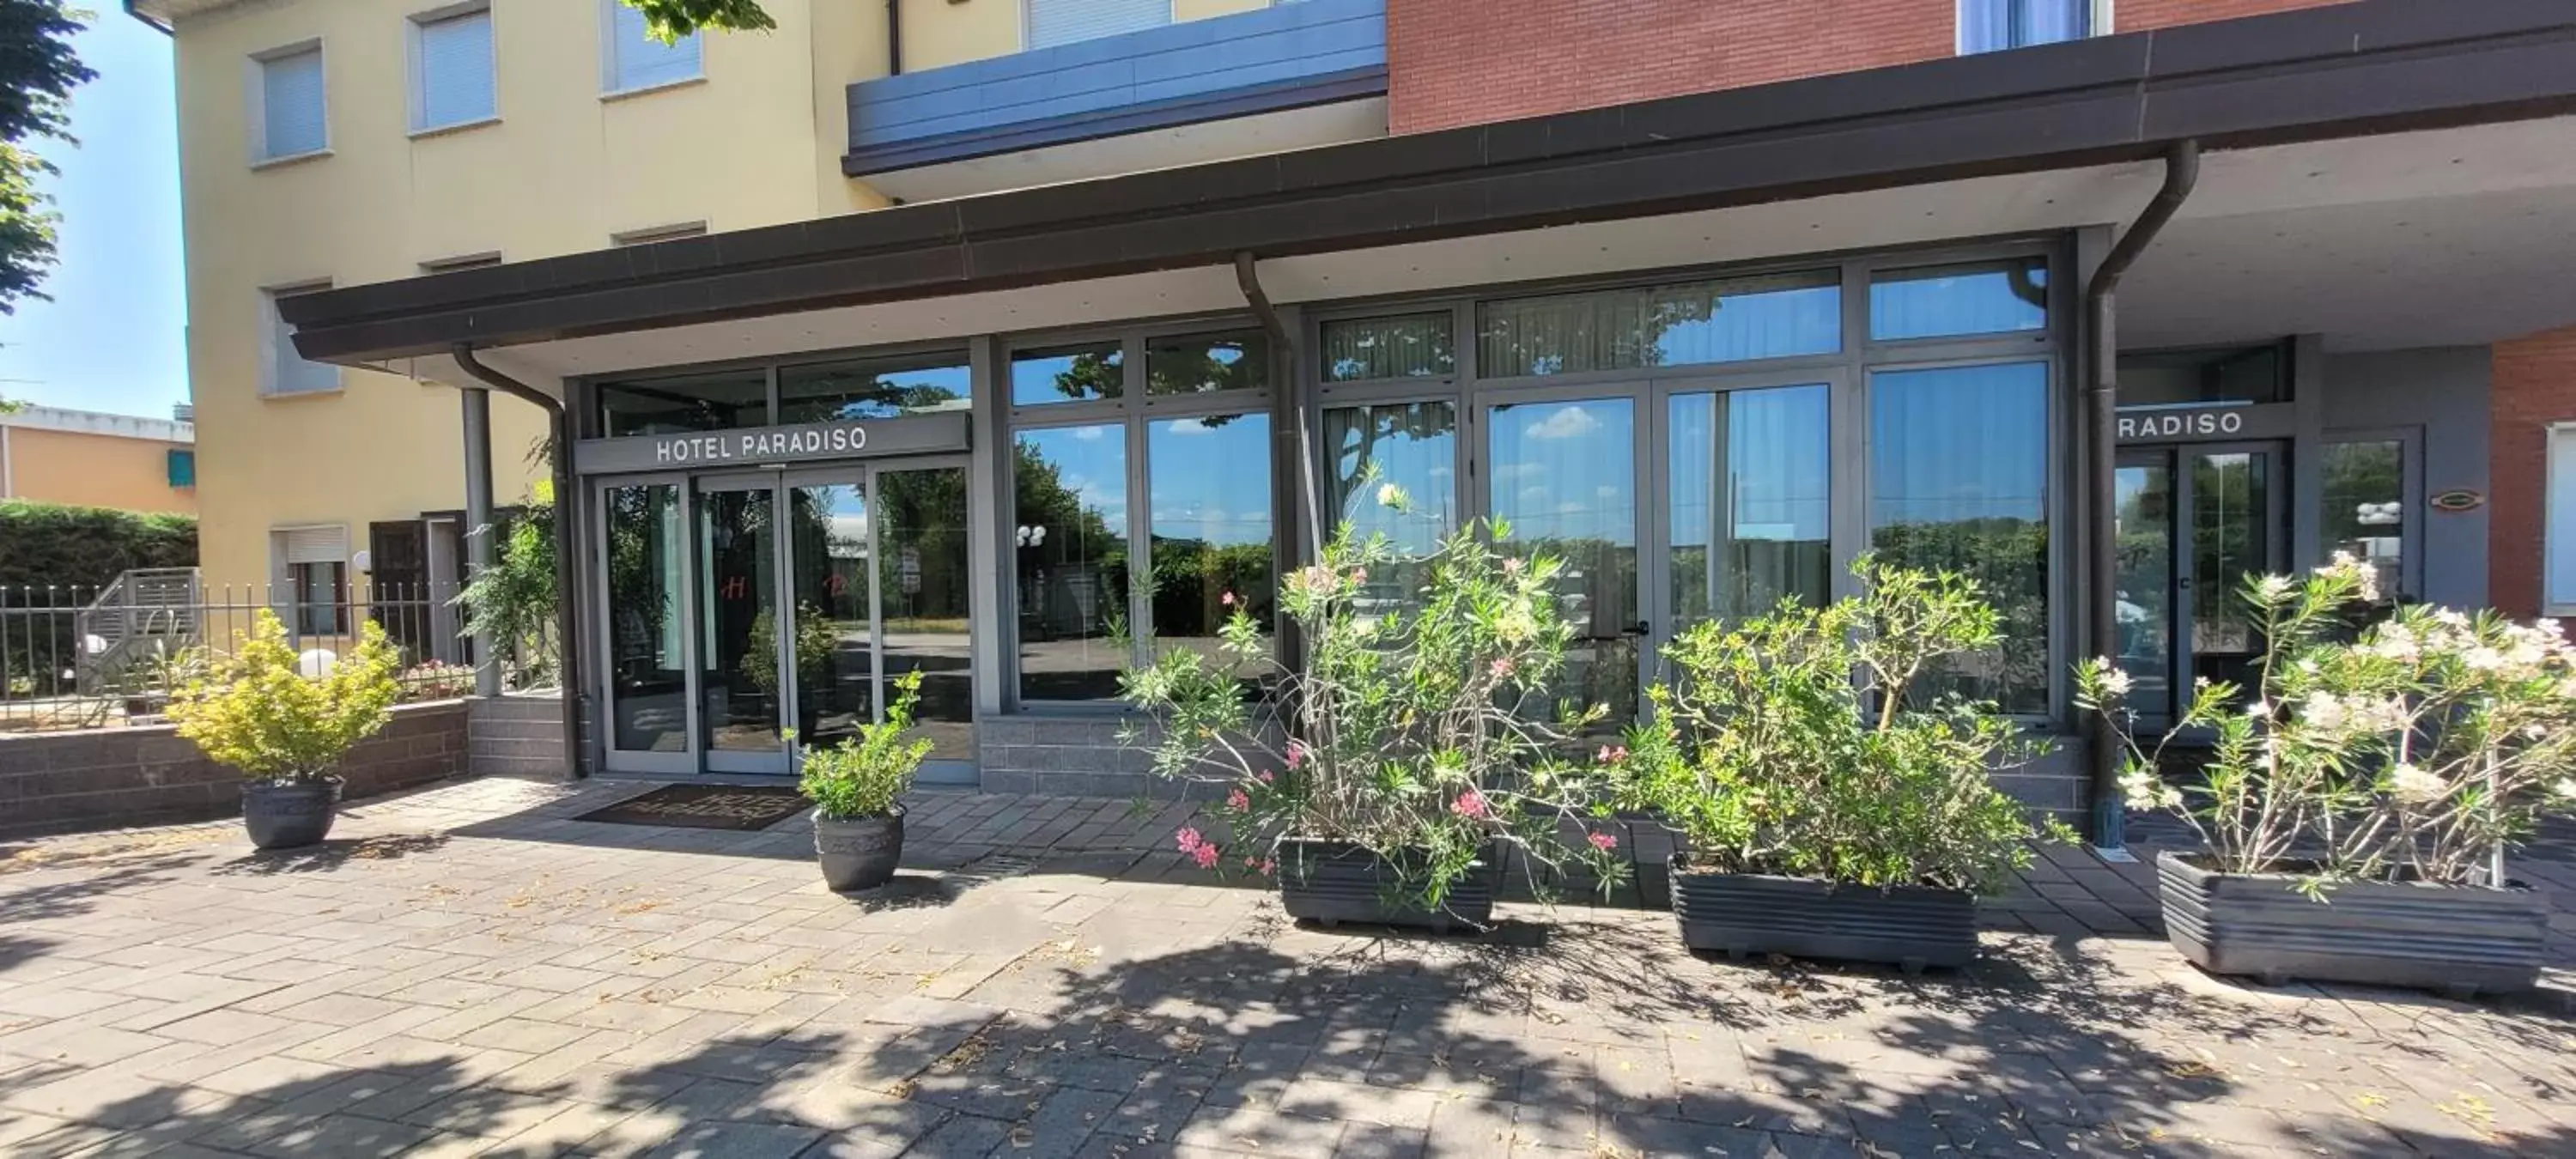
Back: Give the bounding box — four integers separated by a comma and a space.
2079, 555, 2576, 996
797, 669, 933, 892
1121, 484, 1627, 933
167, 609, 404, 850
1624, 558, 2068, 972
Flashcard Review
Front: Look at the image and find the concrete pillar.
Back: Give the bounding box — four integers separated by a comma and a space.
461, 386, 501, 698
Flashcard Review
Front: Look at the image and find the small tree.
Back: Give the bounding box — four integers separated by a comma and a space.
1121, 485, 1628, 910
796, 670, 933, 820
454, 482, 556, 686
0, 1, 95, 323
2080, 554, 2576, 892
167, 610, 403, 785
622, 0, 774, 39
1624, 556, 2066, 894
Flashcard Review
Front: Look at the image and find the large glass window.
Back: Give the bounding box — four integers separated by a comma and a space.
1145, 332, 1267, 397
1327, 402, 1456, 618
1321, 313, 1455, 383
1959, 0, 2088, 55
604, 483, 686, 754
1489, 397, 1640, 723
598, 370, 769, 436
1013, 343, 1124, 406
1669, 385, 1832, 628
1869, 361, 2050, 713
1014, 425, 1132, 701
780, 352, 971, 423
1479, 271, 1840, 378
1871, 259, 2048, 341
2321, 440, 2406, 603
1149, 414, 1275, 677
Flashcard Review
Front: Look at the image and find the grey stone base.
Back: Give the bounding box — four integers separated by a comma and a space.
470, 692, 569, 779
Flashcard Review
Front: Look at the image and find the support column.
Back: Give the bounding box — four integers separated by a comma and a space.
462, 385, 501, 698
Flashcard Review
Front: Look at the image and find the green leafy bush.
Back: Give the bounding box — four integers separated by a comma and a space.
1120, 488, 1628, 910
2080, 555, 2576, 891
796, 670, 933, 820
1624, 556, 2065, 894
0, 500, 196, 588
167, 610, 403, 786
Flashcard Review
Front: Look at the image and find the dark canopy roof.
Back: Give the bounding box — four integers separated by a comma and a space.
284, 0, 2576, 366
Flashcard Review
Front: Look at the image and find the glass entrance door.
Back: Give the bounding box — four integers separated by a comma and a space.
1481, 392, 1645, 725
595, 458, 975, 778
2108, 442, 2282, 719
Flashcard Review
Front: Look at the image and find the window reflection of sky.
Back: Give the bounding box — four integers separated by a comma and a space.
1668, 386, 1831, 548
1490, 399, 1636, 544
1869, 363, 2049, 526
1149, 414, 1271, 546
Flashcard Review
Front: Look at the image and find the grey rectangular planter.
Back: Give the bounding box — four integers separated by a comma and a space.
2156, 851, 2548, 997
1274, 837, 1495, 933
1668, 859, 1978, 972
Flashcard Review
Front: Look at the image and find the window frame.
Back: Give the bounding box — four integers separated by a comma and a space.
1956, 0, 2099, 55
261, 280, 343, 398
1001, 316, 1285, 710
272, 525, 353, 637
407, 2, 498, 136
599, 0, 706, 98
2545, 422, 2576, 617
2319, 428, 2422, 604
247, 39, 330, 167
1023, 0, 1176, 52
1301, 240, 2074, 723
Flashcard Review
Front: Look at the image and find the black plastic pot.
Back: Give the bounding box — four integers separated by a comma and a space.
1274, 837, 1496, 933
816, 807, 905, 892
2156, 851, 2546, 997
1668, 859, 1978, 972
242, 778, 342, 850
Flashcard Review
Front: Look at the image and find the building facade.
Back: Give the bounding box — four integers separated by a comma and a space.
0, 405, 197, 515
152, 0, 2576, 834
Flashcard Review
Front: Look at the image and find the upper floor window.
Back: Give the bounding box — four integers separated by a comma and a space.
1959, 0, 2089, 54
410, 3, 497, 132
252, 43, 327, 162
263, 283, 341, 397
1026, 0, 1171, 51
603, 0, 702, 94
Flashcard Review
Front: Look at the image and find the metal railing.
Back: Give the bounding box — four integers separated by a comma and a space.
0, 571, 560, 733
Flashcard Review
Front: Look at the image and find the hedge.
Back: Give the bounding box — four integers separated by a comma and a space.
0, 501, 197, 597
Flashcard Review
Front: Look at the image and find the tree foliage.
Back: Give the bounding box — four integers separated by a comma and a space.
621, 0, 775, 41
0, 0, 94, 318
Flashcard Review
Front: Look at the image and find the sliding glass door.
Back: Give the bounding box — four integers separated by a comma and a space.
592, 458, 975, 778
1480, 390, 1645, 725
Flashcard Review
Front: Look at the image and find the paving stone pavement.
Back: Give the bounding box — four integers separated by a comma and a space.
3, 774, 2573, 1158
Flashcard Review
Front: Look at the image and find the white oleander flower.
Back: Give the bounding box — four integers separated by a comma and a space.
2300, 690, 2348, 731
2255, 574, 2295, 601
2097, 666, 2133, 698
1376, 482, 1409, 511
2554, 777, 2576, 803
2390, 762, 2447, 804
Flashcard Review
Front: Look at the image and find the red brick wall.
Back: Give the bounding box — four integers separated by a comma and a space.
1387, 0, 2367, 135
2490, 327, 2576, 619
1388, 0, 1953, 135
2117, 0, 2354, 33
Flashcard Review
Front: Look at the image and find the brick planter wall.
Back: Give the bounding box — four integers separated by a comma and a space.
0, 700, 469, 840
469, 692, 570, 780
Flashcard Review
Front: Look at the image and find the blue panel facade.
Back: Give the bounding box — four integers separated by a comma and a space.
846, 0, 1387, 176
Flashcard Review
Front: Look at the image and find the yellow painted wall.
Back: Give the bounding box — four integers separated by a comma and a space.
1, 428, 196, 515
168, 0, 1279, 590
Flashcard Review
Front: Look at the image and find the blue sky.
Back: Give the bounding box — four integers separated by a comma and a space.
0, 14, 185, 420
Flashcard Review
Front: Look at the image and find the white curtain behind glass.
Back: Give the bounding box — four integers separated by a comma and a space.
1960, 0, 2088, 54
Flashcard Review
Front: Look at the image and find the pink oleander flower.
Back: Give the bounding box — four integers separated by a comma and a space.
1226, 788, 1250, 811
1192, 842, 1222, 870
1594, 744, 1629, 765
1257, 769, 1277, 784
1489, 657, 1515, 678
1588, 831, 1619, 853
1259, 859, 1277, 876
1285, 741, 1307, 770
1176, 827, 1206, 855
1350, 567, 1369, 585
1501, 555, 1524, 575
1220, 591, 1236, 607
1450, 789, 1491, 820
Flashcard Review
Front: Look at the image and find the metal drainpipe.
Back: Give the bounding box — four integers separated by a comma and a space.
453, 345, 586, 782
1235, 252, 1324, 566
2083, 140, 2200, 853
886, 0, 901, 76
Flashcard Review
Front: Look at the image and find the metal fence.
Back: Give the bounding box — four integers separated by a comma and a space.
0, 575, 560, 733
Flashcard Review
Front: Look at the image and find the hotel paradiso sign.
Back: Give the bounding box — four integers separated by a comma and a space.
573, 411, 971, 476
2115, 402, 2294, 444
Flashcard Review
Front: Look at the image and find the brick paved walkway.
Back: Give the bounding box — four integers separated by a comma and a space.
3, 776, 2573, 1158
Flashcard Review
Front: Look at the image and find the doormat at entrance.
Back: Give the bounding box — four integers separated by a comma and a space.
575, 785, 811, 832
